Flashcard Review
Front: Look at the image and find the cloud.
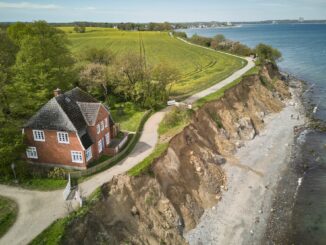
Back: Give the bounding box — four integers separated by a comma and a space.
0, 1, 60, 10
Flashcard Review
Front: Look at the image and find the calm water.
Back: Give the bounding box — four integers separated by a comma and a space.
181, 24, 326, 244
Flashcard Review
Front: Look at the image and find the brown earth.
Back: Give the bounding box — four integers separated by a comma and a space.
61, 64, 290, 245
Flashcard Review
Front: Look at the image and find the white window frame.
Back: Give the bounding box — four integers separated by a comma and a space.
57, 132, 69, 144
98, 139, 103, 153
26, 147, 38, 159
96, 124, 100, 134
100, 121, 104, 131
71, 151, 83, 163
33, 130, 45, 142
105, 132, 110, 145
86, 147, 92, 162
104, 118, 108, 128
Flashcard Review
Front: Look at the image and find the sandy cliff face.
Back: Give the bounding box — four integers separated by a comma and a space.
62, 65, 290, 245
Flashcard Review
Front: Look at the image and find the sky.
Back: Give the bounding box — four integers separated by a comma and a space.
0, 0, 325, 23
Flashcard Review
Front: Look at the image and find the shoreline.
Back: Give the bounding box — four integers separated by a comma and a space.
185, 78, 307, 244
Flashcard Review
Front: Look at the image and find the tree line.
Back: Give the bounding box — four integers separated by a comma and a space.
174, 32, 282, 63
116, 22, 173, 31
0, 21, 179, 179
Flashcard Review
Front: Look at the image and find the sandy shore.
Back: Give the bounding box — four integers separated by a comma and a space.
185, 81, 306, 245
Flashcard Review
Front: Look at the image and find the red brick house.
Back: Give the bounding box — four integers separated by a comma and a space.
23, 87, 120, 170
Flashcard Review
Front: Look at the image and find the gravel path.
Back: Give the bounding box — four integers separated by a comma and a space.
185, 86, 306, 245
0, 43, 254, 245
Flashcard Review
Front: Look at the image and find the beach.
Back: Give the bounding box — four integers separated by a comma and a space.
185, 79, 306, 244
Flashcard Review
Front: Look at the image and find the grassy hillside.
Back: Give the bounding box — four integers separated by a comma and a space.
60, 27, 246, 99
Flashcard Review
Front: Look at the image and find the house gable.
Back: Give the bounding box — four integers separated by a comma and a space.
77, 102, 101, 126
24, 98, 76, 132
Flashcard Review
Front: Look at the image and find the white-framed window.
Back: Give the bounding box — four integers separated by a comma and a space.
105, 132, 110, 145
86, 147, 92, 162
26, 147, 38, 159
71, 151, 83, 163
98, 139, 103, 153
57, 132, 69, 144
96, 124, 100, 134
33, 130, 45, 142
104, 118, 108, 128
100, 121, 104, 131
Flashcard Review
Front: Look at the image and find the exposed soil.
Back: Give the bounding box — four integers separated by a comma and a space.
61, 64, 291, 245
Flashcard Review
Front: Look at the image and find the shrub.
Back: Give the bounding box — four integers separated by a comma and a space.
254, 43, 282, 64
172, 31, 187, 39
158, 107, 193, 135
48, 167, 67, 180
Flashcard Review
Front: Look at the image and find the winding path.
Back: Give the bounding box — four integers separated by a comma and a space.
0, 39, 254, 245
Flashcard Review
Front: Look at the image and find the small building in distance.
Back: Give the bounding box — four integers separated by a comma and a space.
23, 87, 122, 170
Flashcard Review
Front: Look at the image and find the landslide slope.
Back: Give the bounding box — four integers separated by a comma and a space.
61, 64, 290, 245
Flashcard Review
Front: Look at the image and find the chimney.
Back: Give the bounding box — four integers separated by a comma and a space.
54, 88, 62, 97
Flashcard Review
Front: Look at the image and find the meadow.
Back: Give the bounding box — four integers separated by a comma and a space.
60, 27, 246, 99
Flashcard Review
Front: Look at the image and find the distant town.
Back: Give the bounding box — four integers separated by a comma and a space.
1, 19, 325, 30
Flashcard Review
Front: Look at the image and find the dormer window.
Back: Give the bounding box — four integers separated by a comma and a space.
33, 130, 45, 142
96, 124, 100, 134
57, 132, 69, 144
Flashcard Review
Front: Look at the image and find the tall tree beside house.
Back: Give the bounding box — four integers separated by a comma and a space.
7, 21, 76, 117
78, 47, 117, 101
0, 21, 76, 179
0, 30, 18, 120
0, 31, 24, 179
109, 53, 179, 109
79, 63, 109, 100
81, 47, 116, 65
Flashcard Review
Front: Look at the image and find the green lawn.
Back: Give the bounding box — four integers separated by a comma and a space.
60, 27, 245, 99
0, 196, 18, 238
110, 102, 146, 132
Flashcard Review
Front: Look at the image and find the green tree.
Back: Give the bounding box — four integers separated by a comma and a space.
0, 30, 18, 120
0, 31, 24, 180
110, 53, 179, 109
254, 43, 282, 64
0, 122, 25, 180
79, 63, 109, 100
74, 25, 86, 33
8, 21, 76, 117
0, 21, 76, 179
80, 47, 115, 65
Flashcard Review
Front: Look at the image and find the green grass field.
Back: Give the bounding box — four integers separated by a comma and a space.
60, 27, 246, 99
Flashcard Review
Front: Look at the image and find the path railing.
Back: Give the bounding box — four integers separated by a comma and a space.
69, 110, 152, 179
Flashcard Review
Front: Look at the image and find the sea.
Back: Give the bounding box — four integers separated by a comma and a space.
180, 24, 326, 244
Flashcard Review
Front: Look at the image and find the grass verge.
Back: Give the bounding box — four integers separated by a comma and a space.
19, 178, 67, 191
194, 65, 260, 109
0, 178, 67, 191
128, 143, 169, 176
0, 196, 18, 238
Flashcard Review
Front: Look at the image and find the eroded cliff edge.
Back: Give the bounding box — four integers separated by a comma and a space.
62, 64, 291, 245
